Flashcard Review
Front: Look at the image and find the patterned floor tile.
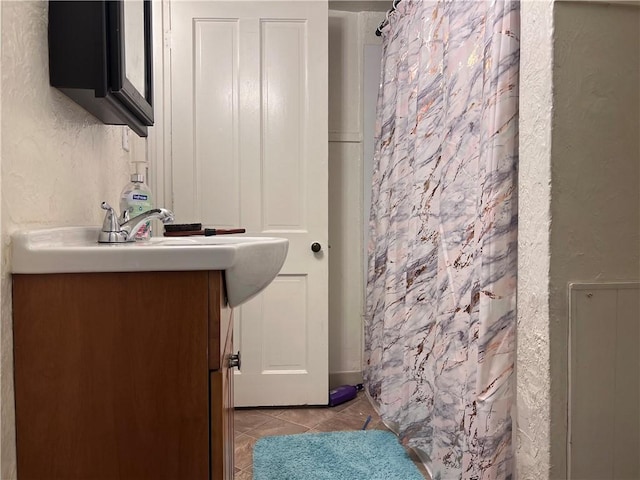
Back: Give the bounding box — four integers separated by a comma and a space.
233, 468, 252, 480
274, 406, 338, 429
245, 416, 310, 438
234, 410, 274, 434
233, 433, 257, 470
312, 413, 368, 432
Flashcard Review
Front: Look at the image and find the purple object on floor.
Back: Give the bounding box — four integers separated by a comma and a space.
328, 385, 358, 406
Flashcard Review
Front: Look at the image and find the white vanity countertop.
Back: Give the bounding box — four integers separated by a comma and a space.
12, 226, 289, 307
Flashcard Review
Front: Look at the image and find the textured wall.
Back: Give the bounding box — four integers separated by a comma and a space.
549, 2, 640, 477
517, 1, 554, 478
518, 2, 640, 479
0, 1, 145, 477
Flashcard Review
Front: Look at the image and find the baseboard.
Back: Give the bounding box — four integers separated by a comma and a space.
329, 371, 363, 389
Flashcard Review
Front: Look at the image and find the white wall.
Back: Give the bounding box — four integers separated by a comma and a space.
517, 1, 640, 479
327, 9, 384, 387
0, 2, 146, 477
517, 2, 554, 477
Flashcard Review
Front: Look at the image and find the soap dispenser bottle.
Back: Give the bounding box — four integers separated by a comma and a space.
119, 173, 153, 240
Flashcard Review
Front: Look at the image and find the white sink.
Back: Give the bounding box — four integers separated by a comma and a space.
11, 227, 288, 307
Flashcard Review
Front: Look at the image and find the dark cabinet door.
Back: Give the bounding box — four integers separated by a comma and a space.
48, 0, 154, 136
13, 271, 210, 480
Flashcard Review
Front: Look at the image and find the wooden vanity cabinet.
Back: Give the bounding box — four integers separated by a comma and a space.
13, 270, 234, 480
209, 271, 236, 480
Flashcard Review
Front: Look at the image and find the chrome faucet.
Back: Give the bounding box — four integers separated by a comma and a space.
98, 202, 174, 243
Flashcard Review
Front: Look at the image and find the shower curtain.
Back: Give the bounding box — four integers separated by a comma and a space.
364, 1, 519, 479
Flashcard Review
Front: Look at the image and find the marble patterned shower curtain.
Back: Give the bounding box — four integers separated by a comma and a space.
364, 1, 519, 479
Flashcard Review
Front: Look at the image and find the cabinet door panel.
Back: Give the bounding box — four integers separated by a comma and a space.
13, 272, 209, 480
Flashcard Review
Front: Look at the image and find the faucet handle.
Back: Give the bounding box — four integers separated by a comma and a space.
100, 202, 120, 233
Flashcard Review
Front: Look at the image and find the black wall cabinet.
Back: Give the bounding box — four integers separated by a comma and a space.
49, 1, 153, 137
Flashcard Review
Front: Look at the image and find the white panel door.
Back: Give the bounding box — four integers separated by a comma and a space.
170, 1, 328, 406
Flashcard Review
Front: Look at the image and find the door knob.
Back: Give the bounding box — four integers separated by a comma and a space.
229, 351, 241, 370
311, 242, 322, 253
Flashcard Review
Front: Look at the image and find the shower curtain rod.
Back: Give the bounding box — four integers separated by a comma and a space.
375, 0, 401, 36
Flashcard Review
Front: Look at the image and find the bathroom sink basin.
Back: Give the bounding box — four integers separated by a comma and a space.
11, 227, 288, 307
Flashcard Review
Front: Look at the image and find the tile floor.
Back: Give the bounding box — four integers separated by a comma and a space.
233, 391, 430, 479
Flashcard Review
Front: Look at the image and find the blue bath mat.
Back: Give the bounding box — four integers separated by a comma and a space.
253, 430, 425, 480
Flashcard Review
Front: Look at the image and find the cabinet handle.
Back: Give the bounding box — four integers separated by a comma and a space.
228, 351, 241, 370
